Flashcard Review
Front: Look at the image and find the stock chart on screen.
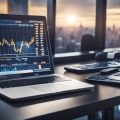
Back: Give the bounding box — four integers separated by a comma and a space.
0, 19, 51, 74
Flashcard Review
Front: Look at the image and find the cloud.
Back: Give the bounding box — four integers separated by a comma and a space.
29, 0, 46, 7
57, 0, 96, 17
109, 13, 120, 16
107, 0, 120, 8
58, 0, 96, 8
0, 0, 5, 2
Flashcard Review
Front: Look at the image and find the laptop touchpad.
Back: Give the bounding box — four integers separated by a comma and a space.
1, 87, 41, 99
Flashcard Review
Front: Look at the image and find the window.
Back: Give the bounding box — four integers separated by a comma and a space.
0, 0, 47, 16
29, 0, 47, 16
106, 0, 120, 48
0, 0, 97, 56
55, 0, 96, 53
0, 0, 8, 14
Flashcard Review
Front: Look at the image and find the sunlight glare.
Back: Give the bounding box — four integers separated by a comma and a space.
66, 15, 77, 26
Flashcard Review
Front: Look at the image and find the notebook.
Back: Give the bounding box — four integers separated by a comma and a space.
0, 14, 93, 101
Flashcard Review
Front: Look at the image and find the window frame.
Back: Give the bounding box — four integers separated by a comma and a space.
47, 0, 56, 55
1, 0, 107, 62
47, 0, 107, 63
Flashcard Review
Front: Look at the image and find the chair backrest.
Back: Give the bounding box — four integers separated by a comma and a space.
81, 34, 96, 51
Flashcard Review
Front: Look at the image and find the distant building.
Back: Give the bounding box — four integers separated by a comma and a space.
55, 25, 95, 53
8, 0, 28, 15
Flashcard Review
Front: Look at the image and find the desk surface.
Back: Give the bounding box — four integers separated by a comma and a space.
1, 63, 120, 120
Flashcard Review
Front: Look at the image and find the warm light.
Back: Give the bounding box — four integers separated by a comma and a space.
66, 15, 77, 25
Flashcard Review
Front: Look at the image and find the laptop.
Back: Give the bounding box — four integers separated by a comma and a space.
0, 14, 93, 100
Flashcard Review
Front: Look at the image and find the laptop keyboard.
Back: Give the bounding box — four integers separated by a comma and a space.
0, 76, 70, 88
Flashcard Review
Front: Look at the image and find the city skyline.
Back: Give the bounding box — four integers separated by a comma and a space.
0, 0, 119, 53
0, 0, 120, 27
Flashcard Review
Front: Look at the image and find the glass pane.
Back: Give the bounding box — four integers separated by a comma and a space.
0, 0, 8, 14
29, 0, 47, 16
55, 0, 96, 53
0, 0, 47, 16
106, 0, 120, 48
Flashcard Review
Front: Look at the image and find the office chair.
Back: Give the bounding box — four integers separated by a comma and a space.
81, 34, 96, 51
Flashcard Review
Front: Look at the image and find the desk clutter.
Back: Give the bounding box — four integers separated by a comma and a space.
64, 61, 120, 73
64, 51, 120, 74
86, 68, 120, 86
65, 51, 120, 86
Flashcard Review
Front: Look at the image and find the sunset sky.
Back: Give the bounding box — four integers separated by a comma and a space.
0, 0, 120, 28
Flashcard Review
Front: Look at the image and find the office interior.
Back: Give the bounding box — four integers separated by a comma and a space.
0, 0, 120, 120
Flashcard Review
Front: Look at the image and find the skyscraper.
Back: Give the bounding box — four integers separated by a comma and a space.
8, 0, 28, 15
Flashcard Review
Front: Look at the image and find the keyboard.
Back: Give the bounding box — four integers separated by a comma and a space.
64, 61, 120, 73
0, 75, 70, 88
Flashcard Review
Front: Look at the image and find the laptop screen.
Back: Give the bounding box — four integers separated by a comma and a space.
0, 15, 54, 76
